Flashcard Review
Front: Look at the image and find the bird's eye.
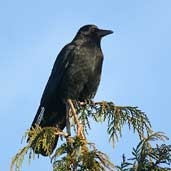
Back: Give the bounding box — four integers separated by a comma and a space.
91, 27, 96, 32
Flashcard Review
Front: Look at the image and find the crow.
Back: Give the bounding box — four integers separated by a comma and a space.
29, 24, 113, 156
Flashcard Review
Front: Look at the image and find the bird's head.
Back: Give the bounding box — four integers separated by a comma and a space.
74, 24, 113, 43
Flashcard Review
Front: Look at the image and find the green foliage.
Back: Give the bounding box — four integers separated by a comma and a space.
11, 126, 68, 171
28, 126, 61, 156
77, 102, 152, 145
116, 132, 171, 171
52, 136, 114, 171
10, 101, 171, 171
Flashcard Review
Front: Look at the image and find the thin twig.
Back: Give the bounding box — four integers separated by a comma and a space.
67, 99, 85, 139
54, 130, 69, 137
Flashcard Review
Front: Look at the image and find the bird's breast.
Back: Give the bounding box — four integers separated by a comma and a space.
59, 44, 103, 99
76, 46, 102, 75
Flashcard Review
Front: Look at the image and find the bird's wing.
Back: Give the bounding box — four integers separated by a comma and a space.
40, 43, 75, 106
30, 44, 75, 127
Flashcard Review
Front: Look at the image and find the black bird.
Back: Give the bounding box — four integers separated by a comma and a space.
29, 24, 113, 156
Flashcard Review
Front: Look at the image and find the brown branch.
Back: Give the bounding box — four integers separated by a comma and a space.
54, 130, 69, 137
67, 99, 85, 139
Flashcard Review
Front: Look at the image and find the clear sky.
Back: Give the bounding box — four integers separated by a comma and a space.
1, 0, 171, 170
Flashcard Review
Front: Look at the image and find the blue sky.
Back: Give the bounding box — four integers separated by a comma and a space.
1, 0, 171, 170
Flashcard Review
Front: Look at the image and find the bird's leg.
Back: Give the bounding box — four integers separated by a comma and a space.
67, 99, 85, 139
65, 102, 71, 136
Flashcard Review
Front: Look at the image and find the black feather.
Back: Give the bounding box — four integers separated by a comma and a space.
28, 24, 113, 156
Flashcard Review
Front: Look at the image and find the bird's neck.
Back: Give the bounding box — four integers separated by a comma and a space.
72, 35, 101, 48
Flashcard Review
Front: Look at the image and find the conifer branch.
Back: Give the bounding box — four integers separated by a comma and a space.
11, 100, 171, 171
67, 99, 85, 139
77, 101, 152, 145
116, 132, 171, 171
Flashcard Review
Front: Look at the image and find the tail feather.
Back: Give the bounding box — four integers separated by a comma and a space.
31, 132, 59, 156
28, 100, 66, 156
31, 106, 45, 127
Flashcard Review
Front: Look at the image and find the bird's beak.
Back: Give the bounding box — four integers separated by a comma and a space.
97, 29, 113, 37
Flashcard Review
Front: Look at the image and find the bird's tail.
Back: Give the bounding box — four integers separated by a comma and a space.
29, 130, 59, 156
27, 101, 66, 156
